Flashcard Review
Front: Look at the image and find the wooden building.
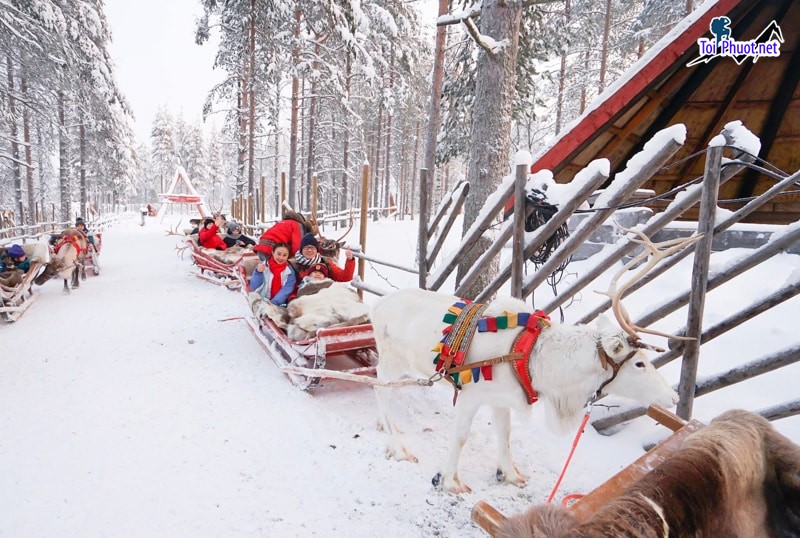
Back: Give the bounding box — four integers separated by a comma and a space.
532, 0, 799, 224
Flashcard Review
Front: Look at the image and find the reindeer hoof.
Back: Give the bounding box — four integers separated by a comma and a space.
496, 466, 528, 486
433, 473, 471, 494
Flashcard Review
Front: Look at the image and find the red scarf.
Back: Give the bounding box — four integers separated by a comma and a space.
267, 257, 288, 299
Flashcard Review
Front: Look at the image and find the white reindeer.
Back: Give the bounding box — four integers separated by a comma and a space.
370, 231, 693, 494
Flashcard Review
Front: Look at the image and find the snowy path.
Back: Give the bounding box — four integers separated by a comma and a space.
2, 217, 798, 537
0, 218, 584, 537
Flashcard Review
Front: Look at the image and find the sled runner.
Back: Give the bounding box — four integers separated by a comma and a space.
233, 266, 378, 391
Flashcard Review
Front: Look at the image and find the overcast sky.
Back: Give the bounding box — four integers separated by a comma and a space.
105, 0, 223, 144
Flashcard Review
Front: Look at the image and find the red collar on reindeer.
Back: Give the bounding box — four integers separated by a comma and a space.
433, 301, 550, 405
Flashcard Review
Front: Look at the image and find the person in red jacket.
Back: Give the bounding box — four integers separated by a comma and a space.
198, 216, 228, 250
292, 233, 355, 283
252, 212, 313, 259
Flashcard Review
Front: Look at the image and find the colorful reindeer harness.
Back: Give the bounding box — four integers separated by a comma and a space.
432, 300, 550, 405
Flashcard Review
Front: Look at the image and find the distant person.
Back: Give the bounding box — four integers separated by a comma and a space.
223, 223, 256, 249
198, 215, 228, 250
249, 243, 296, 307
75, 217, 96, 248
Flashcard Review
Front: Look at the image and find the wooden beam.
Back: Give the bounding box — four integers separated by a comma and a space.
738, 1, 800, 197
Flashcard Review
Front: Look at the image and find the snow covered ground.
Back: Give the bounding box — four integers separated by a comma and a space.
1, 214, 798, 537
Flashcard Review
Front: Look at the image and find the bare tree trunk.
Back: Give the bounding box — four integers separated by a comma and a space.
57, 91, 70, 221
411, 118, 420, 220
422, 0, 449, 220
299, 74, 306, 209
79, 110, 86, 216
305, 43, 320, 213
599, 0, 612, 92
383, 47, 395, 213
555, 0, 570, 135
247, 0, 257, 196
21, 76, 34, 225
341, 53, 352, 218
372, 88, 383, 219
37, 126, 45, 218
288, 6, 301, 207
686, 0, 693, 14
458, 0, 523, 299
6, 57, 23, 220
580, 51, 590, 113
237, 73, 247, 197
273, 79, 281, 216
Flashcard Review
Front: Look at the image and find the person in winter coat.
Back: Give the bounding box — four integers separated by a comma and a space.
198, 216, 228, 250
223, 223, 256, 249
252, 213, 313, 259
292, 233, 355, 283
5, 244, 31, 272
249, 243, 296, 306
75, 217, 96, 248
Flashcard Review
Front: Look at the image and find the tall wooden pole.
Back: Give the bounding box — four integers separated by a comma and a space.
511, 163, 527, 298
260, 175, 266, 222
311, 174, 318, 225
418, 168, 430, 289
280, 172, 286, 217
358, 162, 370, 299
677, 145, 722, 419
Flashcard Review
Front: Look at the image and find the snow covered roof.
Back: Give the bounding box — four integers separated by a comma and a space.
531, 0, 800, 225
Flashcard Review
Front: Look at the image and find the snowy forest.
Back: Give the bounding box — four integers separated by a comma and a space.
0, 0, 695, 226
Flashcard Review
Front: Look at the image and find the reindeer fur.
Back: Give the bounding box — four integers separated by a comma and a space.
370, 288, 678, 493
498, 409, 800, 537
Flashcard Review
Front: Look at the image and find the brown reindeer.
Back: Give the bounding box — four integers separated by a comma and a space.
35, 228, 88, 293
497, 409, 800, 537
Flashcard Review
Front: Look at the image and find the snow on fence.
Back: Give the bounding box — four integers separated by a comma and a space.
367, 122, 799, 428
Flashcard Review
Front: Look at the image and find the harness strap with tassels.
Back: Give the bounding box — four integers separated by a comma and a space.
433, 302, 550, 406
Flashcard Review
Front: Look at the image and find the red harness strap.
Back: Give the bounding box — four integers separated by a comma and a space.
510, 311, 550, 405
54, 236, 76, 255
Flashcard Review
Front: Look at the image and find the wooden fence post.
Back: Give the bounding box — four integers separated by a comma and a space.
280, 172, 286, 218
260, 175, 266, 223
418, 168, 430, 289
312, 174, 318, 225
677, 145, 722, 420
511, 162, 528, 298
358, 162, 370, 299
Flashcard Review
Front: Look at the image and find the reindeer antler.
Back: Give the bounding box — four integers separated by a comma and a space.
165, 219, 185, 237
597, 223, 703, 345
334, 208, 355, 243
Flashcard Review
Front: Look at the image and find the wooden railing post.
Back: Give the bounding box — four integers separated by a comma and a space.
418, 168, 430, 289
280, 172, 286, 218
677, 145, 722, 420
511, 161, 528, 298
359, 162, 370, 299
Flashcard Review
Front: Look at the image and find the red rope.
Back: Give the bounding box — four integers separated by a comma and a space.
546, 410, 591, 504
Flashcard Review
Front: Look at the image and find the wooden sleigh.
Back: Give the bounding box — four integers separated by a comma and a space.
471, 405, 704, 536
233, 266, 379, 391
0, 243, 47, 322
83, 232, 102, 276
185, 238, 258, 289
